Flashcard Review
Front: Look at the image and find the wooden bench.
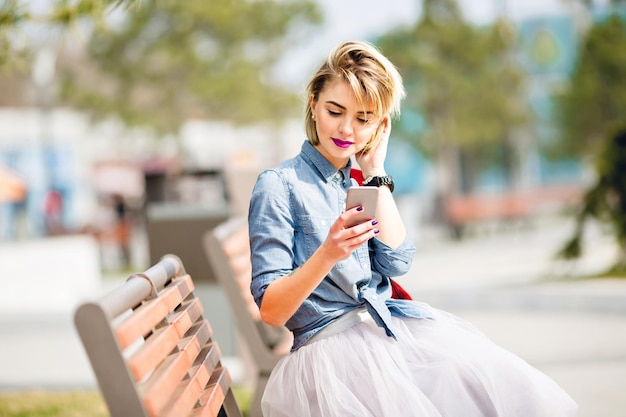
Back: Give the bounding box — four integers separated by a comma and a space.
74, 254, 243, 417
203, 217, 291, 417
443, 184, 584, 237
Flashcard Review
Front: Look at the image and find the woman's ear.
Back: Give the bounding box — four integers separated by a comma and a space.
380, 115, 390, 132
373, 115, 390, 138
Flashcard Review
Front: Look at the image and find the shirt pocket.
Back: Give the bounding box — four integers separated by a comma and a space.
299, 215, 347, 269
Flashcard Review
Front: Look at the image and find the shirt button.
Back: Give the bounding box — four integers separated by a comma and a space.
320, 220, 326, 226
372, 294, 378, 300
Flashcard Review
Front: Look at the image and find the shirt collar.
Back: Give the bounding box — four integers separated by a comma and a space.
301, 140, 353, 183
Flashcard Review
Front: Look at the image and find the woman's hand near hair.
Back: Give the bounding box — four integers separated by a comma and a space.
356, 115, 391, 177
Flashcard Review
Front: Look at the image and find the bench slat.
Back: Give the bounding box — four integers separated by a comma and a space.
128, 297, 204, 381
160, 343, 222, 417
116, 275, 195, 348
192, 367, 232, 417
140, 321, 212, 416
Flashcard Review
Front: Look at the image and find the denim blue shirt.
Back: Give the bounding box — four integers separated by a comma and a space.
249, 140, 433, 351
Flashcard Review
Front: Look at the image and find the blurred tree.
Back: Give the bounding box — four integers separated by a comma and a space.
552, 14, 626, 159
56, 0, 321, 133
0, 0, 138, 109
0, 0, 135, 68
555, 12, 626, 274
0, 0, 320, 132
578, 0, 626, 7
558, 124, 626, 273
376, 0, 528, 200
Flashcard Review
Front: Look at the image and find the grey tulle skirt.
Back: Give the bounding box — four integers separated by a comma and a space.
261, 305, 578, 417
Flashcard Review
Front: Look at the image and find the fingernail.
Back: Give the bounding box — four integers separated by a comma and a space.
374, 229, 380, 234
356, 206, 364, 211
371, 220, 378, 226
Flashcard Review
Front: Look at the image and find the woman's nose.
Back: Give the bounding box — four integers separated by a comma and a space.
338, 118, 353, 136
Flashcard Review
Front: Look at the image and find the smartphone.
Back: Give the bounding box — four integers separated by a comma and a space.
345, 186, 379, 228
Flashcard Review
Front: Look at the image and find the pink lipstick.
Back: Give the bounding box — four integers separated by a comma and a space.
332, 138, 353, 149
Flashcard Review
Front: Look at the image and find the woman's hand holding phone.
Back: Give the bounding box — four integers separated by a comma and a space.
318, 186, 380, 263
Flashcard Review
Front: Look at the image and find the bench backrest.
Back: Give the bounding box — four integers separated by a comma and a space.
203, 217, 291, 417
74, 254, 242, 417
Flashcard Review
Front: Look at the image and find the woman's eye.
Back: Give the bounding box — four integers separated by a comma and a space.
327, 110, 340, 116
357, 118, 370, 124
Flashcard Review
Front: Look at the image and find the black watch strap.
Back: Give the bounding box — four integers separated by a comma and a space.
363, 175, 394, 193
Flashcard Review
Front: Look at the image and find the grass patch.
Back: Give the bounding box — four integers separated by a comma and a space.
0, 391, 107, 417
0, 386, 253, 417
590, 268, 626, 279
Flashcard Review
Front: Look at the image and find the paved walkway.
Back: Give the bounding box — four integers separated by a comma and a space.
0, 216, 625, 417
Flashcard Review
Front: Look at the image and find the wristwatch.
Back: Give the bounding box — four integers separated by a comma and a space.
363, 175, 394, 193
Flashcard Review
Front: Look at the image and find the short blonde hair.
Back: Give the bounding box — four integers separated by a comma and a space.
305, 40, 406, 146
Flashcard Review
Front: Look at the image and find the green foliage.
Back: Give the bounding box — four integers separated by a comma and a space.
0, 0, 137, 68
378, 0, 527, 154
579, 0, 626, 6
57, 0, 321, 133
48, 0, 110, 26
0, 0, 320, 133
558, 124, 626, 269
376, 0, 528, 194
555, 12, 626, 270
553, 14, 626, 159
0, 0, 28, 69
0, 0, 28, 27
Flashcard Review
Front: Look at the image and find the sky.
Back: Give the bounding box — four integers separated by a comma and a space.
275, 0, 582, 89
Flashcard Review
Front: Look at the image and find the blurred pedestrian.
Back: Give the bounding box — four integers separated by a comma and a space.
43, 188, 64, 236
248, 40, 578, 416
111, 193, 131, 268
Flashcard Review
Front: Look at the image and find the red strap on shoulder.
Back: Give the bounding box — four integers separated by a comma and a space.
350, 169, 364, 185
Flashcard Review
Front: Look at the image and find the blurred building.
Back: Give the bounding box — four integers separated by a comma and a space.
0, 107, 303, 242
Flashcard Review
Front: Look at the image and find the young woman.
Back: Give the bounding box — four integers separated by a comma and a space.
248, 40, 577, 417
